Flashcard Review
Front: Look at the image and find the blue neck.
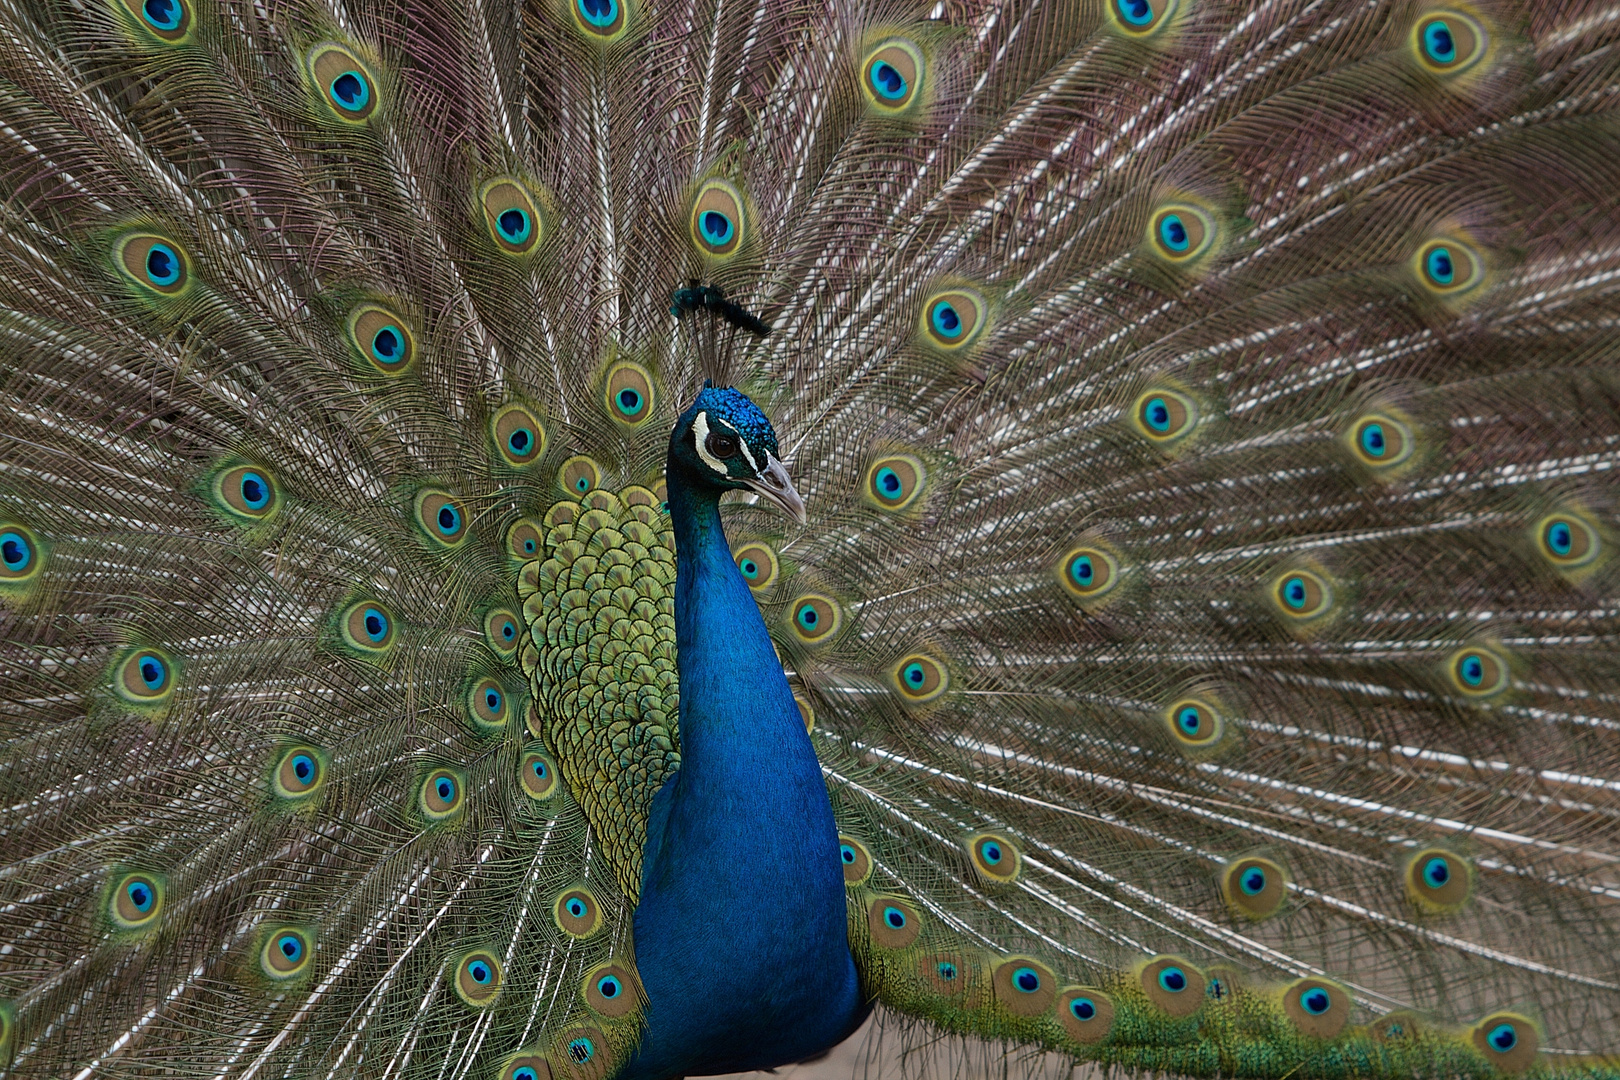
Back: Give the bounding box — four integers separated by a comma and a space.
622, 470, 866, 1080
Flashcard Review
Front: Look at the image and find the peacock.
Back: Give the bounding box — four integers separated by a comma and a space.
1, 0, 1618, 1075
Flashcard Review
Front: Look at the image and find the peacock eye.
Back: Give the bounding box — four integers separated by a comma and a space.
706, 432, 739, 458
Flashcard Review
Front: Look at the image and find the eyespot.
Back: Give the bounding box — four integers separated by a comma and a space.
1536, 512, 1599, 569
1414, 237, 1484, 295
1148, 204, 1213, 263
788, 594, 841, 644
966, 832, 1020, 883
1140, 956, 1205, 1017
733, 543, 779, 591
1413, 10, 1487, 75
582, 962, 639, 1018
892, 654, 948, 703
554, 887, 602, 938
520, 749, 560, 801
1058, 987, 1116, 1043
559, 456, 602, 497
115, 648, 175, 704
1404, 848, 1472, 912
467, 678, 510, 731
919, 289, 988, 352
420, 768, 465, 820
1166, 698, 1222, 747
1447, 645, 1510, 697
553, 1026, 608, 1080
795, 694, 815, 732
864, 454, 925, 512
274, 745, 326, 799
484, 608, 522, 657
1373, 1012, 1424, 1041
690, 179, 746, 258
215, 465, 279, 521
454, 950, 502, 1007
414, 489, 468, 547
860, 39, 924, 114
347, 304, 416, 375
1059, 545, 1119, 601
867, 896, 921, 948
117, 0, 191, 41
116, 233, 190, 296
261, 928, 313, 979
571, 0, 627, 39
506, 518, 545, 562
838, 836, 872, 885
1271, 569, 1333, 620
309, 44, 378, 122
604, 361, 655, 426
492, 405, 545, 467
920, 951, 972, 995
1348, 413, 1415, 470
1132, 388, 1199, 445
501, 1056, 553, 1080
1472, 1014, 1538, 1073
0, 525, 43, 585
1109, 0, 1178, 35
481, 178, 545, 255
110, 872, 163, 929
1274, 977, 1349, 1039
992, 957, 1056, 1017
337, 600, 396, 656
1220, 856, 1286, 920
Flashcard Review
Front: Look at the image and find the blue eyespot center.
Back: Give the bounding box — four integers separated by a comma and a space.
982, 842, 1002, 864
278, 934, 303, 961
577, 0, 617, 29
1177, 706, 1202, 734
436, 777, 455, 800
1119, 0, 1154, 25
1071, 556, 1093, 583
740, 558, 758, 579
567, 898, 587, 917
1460, 655, 1484, 686
1424, 21, 1456, 63
127, 881, 153, 911
798, 606, 818, 629
471, 960, 493, 983
937, 961, 958, 981
871, 60, 907, 100
239, 471, 270, 510
515, 1069, 539, 1080
363, 608, 388, 642
292, 754, 315, 781
884, 906, 906, 929
330, 71, 370, 112
1013, 967, 1040, 993
1301, 987, 1331, 1015
930, 301, 962, 338
617, 388, 643, 415
597, 975, 621, 998
1547, 521, 1573, 555
699, 210, 734, 246
1423, 856, 1450, 888
1071, 997, 1097, 1021
1160, 214, 1189, 251
508, 429, 531, 453
371, 327, 403, 364
484, 688, 502, 711
140, 657, 166, 690
840, 844, 856, 864
141, 0, 182, 31
568, 1037, 595, 1063
1240, 867, 1266, 895
145, 243, 180, 286
1361, 423, 1386, 455
1488, 1023, 1518, 1052
1, 532, 33, 571
1427, 247, 1455, 284
1146, 397, 1171, 432
904, 663, 925, 686
875, 466, 903, 499
533, 760, 549, 779
497, 208, 531, 244
1159, 967, 1188, 993
437, 505, 461, 535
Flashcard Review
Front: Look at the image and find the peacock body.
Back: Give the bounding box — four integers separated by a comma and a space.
1, 0, 1618, 1077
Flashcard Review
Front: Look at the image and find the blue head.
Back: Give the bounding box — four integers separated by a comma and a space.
668, 385, 805, 522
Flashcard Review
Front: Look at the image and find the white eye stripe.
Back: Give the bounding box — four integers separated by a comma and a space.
692, 411, 729, 475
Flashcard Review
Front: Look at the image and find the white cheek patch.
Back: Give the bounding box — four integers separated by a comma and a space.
692, 411, 729, 476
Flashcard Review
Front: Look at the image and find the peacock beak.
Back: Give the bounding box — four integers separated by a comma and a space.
744, 453, 807, 525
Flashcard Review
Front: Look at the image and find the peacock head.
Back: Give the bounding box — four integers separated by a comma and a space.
669, 385, 806, 523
